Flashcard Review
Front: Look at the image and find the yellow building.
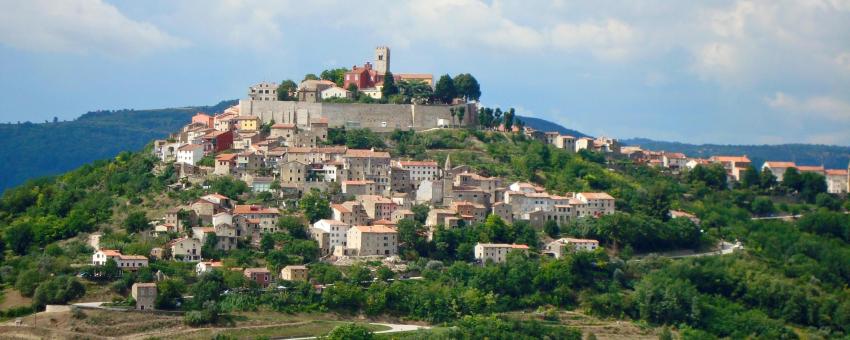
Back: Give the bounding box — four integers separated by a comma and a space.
236, 116, 261, 131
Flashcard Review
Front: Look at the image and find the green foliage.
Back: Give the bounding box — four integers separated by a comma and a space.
544, 220, 560, 238
687, 164, 728, 190
434, 74, 456, 104
32, 276, 85, 308
0, 100, 234, 192
277, 215, 308, 239
299, 189, 331, 223
397, 219, 428, 259
320, 68, 348, 87
750, 196, 775, 215
156, 279, 184, 310
449, 315, 581, 340
303, 73, 319, 81
207, 177, 248, 199
124, 211, 149, 233
381, 71, 399, 99
326, 323, 374, 340
453, 73, 481, 101
277, 80, 297, 101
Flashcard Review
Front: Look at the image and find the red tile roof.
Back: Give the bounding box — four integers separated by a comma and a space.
345, 149, 390, 158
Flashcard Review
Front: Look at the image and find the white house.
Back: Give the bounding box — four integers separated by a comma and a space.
575, 192, 616, 217
320, 86, 351, 100
168, 237, 202, 262
312, 219, 351, 253
393, 160, 439, 186
196, 261, 224, 275
474, 243, 529, 264
761, 161, 796, 182
177, 144, 204, 166
826, 169, 848, 194
544, 238, 599, 258
92, 249, 149, 270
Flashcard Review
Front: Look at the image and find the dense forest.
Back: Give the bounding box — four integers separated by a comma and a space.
0, 100, 236, 192
0, 127, 848, 338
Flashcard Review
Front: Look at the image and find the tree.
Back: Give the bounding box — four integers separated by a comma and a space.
277, 80, 297, 101
799, 172, 827, 202
278, 215, 308, 239
453, 73, 481, 101
260, 233, 275, 253
201, 233, 220, 260
411, 204, 430, 224
299, 189, 331, 223
32, 276, 85, 308
503, 108, 516, 131
397, 219, 428, 257
320, 68, 348, 87
347, 84, 360, 100
815, 192, 840, 211
156, 279, 184, 310
434, 74, 457, 104
4, 222, 34, 255
381, 71, 398, 99
782, 167, 802, 192
326, 323, 374, 340
643, 184, 672, 221
303, 73, 319, 81
544, 220, 560, 238
124, 211, 149, 233
456, 106, 466, 126
751, 197, 775, 216
759, 169, 778, 190
740, 165, 760, 188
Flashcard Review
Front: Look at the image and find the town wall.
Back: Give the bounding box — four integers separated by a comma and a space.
239, 99, 475, 132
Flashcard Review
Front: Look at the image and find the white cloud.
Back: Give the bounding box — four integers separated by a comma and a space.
549, 19, 637, 61
0, 0, 185, 57
766, 92, 850, 122
836, 52, 850, 71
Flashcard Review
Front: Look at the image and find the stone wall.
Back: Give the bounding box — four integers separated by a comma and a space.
239, 99, 475, 132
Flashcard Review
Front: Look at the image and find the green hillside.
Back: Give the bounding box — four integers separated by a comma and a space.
0, 100, 236, 192
0, 128, 848, 338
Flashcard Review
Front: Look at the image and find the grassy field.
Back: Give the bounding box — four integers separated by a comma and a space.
0, 288, 32, 311
1, 309, 394, 339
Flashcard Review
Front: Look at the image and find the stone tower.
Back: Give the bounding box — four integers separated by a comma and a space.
442, 154, 453, 205
375, 46, 390, 75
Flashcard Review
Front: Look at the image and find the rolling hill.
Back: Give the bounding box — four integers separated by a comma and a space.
0, 100, 236, 192
2, 106, 847, 193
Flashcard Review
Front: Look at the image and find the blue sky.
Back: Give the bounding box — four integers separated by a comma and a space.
1, 0, 849, 145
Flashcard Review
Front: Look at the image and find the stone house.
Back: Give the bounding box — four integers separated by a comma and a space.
474, 243, 529, 264
131, 283, 157, 310
280, 265, 309, 281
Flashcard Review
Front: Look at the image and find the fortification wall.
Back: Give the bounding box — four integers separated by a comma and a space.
238, 99, 474, 132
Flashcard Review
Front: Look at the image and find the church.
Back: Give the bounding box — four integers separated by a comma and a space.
343, 46, 433, 99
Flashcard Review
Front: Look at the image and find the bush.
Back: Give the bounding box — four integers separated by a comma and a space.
325, 323, 374, 340
32, 276, 86, 308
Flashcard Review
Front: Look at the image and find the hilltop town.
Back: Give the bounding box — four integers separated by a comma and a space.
1, 46, 849, 339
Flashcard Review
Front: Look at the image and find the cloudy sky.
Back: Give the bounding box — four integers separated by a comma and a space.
1, 0, 849, 145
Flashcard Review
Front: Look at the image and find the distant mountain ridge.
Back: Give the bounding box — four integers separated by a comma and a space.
519, 116, 850, 170
0, 100, 236, 192
517, 115, 589, 138
623, 138, 850, 170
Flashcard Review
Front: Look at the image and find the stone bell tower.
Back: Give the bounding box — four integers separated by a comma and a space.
375, 46, 390, 75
